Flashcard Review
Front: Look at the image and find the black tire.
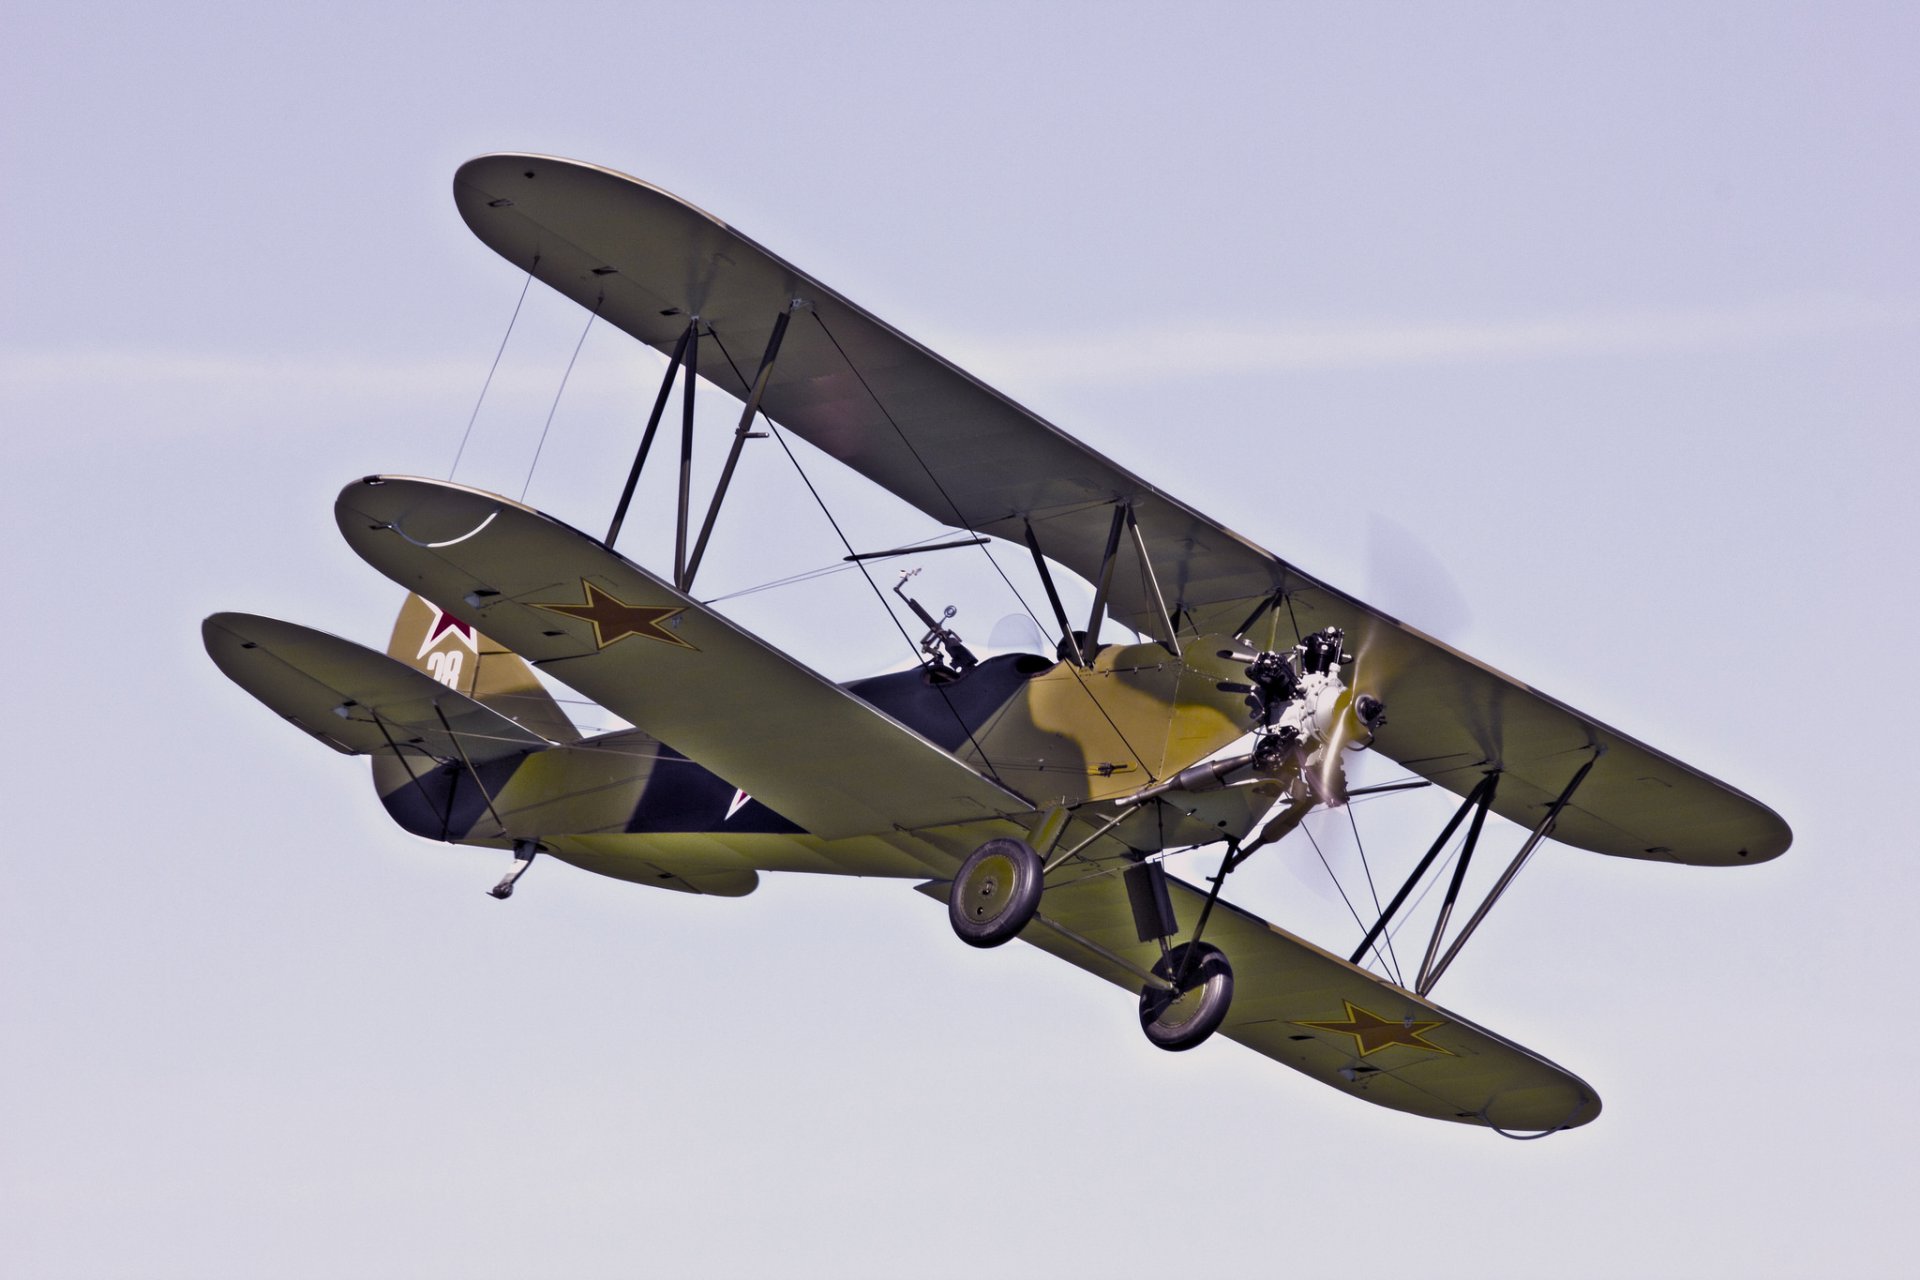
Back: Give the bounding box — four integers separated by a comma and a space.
948, 837, 1044, 948
1138, 942, 1234, 1051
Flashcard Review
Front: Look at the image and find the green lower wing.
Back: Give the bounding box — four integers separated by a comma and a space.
920, 868, 1601, 1131
334, 476, 1032, 841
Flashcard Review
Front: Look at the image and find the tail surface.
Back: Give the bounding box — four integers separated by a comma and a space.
385, 593, 579, 744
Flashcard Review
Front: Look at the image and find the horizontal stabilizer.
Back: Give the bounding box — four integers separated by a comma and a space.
204, 612, 552, 763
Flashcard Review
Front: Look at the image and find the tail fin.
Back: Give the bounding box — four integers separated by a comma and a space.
385, 593, 579, 744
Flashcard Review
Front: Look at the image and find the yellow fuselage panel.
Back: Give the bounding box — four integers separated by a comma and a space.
967, 638, 1250, 804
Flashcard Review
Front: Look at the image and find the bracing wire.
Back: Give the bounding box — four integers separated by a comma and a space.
1345, 802, 1402, 985
701, 328, 1005, 780
806, 310, 1161, 781
698, 530, 976, 606
700, 560, 855, 604
450, 255, 538, 482
1385, 825, 1469, 946
520, 294, 600, 502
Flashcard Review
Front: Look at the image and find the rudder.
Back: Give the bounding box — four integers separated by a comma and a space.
385, 593, 579, 744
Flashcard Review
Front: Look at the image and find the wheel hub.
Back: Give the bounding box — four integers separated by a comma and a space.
963, 853, 1017, 922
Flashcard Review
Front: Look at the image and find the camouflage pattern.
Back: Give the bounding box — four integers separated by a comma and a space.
367, 591, 1275, 897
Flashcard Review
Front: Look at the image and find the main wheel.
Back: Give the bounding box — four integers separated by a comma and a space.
948, 837, 1044, 948
1138, 942, 1234, 1051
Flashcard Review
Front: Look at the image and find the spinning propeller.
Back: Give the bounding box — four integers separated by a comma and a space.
1290, 515, 1473, 808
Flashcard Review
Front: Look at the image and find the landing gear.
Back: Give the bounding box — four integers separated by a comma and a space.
948, 837, 1043, 947
1139, 942, 1234, 1051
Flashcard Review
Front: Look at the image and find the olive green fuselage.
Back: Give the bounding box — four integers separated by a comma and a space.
374, 641, 1263, 893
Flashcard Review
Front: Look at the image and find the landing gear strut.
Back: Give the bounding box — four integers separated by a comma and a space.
1123, 812, 1306, 1054
948, 837, 1043, 947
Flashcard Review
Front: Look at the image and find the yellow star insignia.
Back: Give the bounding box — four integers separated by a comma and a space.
1292, 1000, 1453, 1057
532, 580, 696, 651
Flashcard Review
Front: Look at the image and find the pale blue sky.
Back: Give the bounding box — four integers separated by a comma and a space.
4, 3, 1916, 1276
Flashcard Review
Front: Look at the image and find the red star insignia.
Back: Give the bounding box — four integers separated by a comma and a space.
1292, 1000, 1453, 1057
533, 580, 696, 651
416, 604, 478, 659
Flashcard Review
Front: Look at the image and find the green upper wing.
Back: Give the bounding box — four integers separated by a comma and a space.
449, 152, 1789, 868
334, 476, 1033, 841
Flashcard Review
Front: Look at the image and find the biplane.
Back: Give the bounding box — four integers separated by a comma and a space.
205, 154, 1791, 1135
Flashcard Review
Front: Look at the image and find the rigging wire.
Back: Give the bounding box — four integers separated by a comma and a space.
1345, 801, 1403, 985
1386, 831, 1466, 946
806, 310, 1161, 781
520, 294, 601, 503
450, 255, 538, 482
697, 530, 976, 606
700, 559, 854, 604
701, 328, 1005, 781
1302, 817, 1399, 984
